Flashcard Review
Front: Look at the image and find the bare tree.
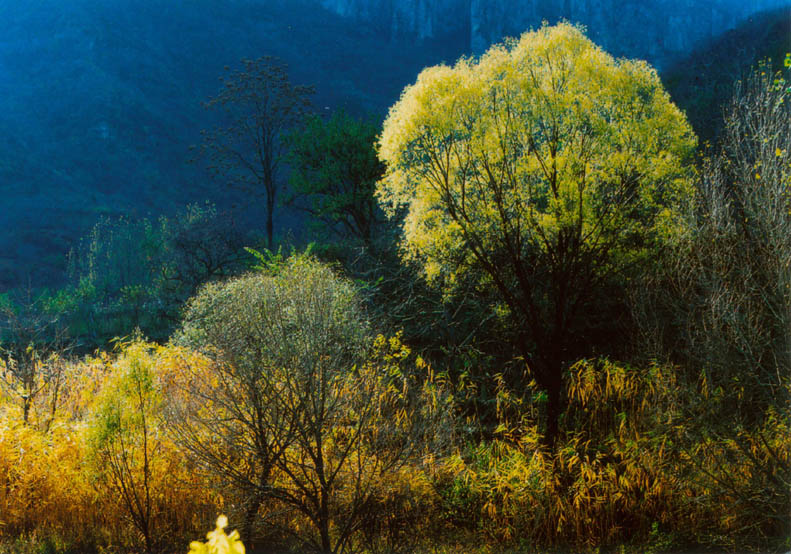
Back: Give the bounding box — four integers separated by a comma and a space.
637, 61, 790, 415
630, 63, 791, 543
170, 256, 448, 553
159, 203, 246, 302
200, 57, 314, 249
0, 290, 69, 428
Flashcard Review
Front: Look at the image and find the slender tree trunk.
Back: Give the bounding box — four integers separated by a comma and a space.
243, 494, 263, 549
266, 204, 274, 251
316, 428, 333, 554
22, 398, 30, 426
319, 488, 332, 554
142, 526, 153, 554
263, 158, 276, 251
545, 374, 563, 449
22, 363, 33, 425
526, 351, 564, 449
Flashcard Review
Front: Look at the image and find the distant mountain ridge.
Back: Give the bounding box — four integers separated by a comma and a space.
320, 0, 791, 67
0, 0, 788, 289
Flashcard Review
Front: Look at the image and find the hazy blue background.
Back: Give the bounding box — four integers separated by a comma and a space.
0, 0, 788, 288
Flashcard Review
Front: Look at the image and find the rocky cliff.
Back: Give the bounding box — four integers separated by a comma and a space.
318, 0, 469, 40
319, 0, 791, 67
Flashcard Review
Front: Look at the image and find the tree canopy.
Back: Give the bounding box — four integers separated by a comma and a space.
287, 111, 384, 244
173, 256, 442, 553
200, 57, 314, 249
377, 22, 697, 441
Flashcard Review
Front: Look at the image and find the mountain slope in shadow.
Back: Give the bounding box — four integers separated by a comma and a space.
0, 0, 465, 287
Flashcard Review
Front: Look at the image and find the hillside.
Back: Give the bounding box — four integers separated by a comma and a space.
0, 0, 462, 288
0, 0, 788, 288
663, 6, 791, 142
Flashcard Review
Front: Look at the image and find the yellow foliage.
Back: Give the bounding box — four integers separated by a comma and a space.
434, 359, 790, 551
0, 342, 219, 552
378, 22, 696, 291
1, 339, 786, 553
189, 515, 245, 554
0, 417, 94, 544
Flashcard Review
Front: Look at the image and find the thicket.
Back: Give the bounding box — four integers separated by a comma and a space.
0, 25, 788, 554
0, 203, 249, 350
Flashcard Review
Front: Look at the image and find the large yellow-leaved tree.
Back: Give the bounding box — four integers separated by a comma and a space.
377, 23, 697, 443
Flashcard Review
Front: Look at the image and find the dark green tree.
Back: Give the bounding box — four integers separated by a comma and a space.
287, 111, 384, 244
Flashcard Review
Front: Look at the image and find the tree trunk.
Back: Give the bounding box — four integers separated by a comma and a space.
528, 352, 564, 449
319, 487, 332, 553
142, 526, 153, 554
243, 494, 263, 550
545, 377, 562, 449
266, 203, 274, 251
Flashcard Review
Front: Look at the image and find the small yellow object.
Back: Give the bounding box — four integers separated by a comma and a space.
777, 147, 784, 157
188, 515, 246, 554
